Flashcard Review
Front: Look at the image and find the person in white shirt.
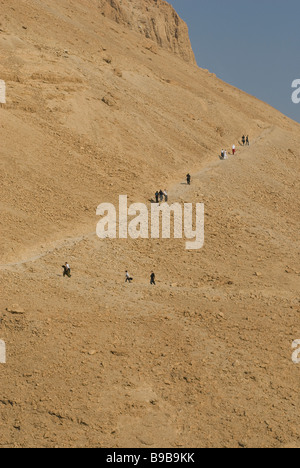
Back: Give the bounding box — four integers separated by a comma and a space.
232, 144, 236, 155
62, 263, 71, 278
125, 271, 133, 283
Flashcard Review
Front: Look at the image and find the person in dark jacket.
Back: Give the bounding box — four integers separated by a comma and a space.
150, 272, 156, 285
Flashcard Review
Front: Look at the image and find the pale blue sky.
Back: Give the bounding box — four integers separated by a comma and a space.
168, 0, 300, 123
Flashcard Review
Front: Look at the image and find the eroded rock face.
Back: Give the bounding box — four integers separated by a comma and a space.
98, 0, 196, 63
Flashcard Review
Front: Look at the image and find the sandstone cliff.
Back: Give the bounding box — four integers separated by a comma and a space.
99, 0, 196, 63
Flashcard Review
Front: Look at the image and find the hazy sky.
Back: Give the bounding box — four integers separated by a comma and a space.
168, 0, 300, 123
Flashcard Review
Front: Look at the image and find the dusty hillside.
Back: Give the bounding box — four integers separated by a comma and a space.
0, 0, 299, 448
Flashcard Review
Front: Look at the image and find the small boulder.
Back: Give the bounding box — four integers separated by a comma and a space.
102, 95, 116, 107
6, 305, 25, 315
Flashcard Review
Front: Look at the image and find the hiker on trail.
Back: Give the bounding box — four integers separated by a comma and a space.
246, 135, 250, 146
159, 190, 164, 203
150, 272, 156, 285
187, 173, 191, 185
242, 135, 246, 146
163, 190, 168, 202
125, 271, 133, 283
223, 150, 228, 160
221, 149, 225, 159
155, 191, 159, 203
232, 144, 236, 155
62, 263, 71, 278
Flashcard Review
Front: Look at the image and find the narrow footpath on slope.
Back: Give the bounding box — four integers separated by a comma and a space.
0, 130, 267, 272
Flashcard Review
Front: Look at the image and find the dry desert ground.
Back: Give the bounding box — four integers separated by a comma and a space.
0, 0, 299, 448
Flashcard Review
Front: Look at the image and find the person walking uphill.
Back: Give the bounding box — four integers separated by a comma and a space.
242, 135, 246, 146
62, 263, 71, 278
155, 191, 159, 203
125, 271, 133, 283
150, 272, 156, 285
187, 173, 191, 185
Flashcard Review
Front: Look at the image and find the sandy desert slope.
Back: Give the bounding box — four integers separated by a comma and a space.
0, 0, 299, 448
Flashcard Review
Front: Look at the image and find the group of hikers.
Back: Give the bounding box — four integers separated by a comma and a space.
242, 135, 250, 146
126, 271, 156, 285
221, 135, 250, 160
154, 174, 191, 202
63, 264, 156, 285
61, 138, 249, 283
155, 189, 168, 203
62, 172, 194, 283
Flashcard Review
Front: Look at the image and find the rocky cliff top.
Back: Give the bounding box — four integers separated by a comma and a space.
99, 0, 196, 63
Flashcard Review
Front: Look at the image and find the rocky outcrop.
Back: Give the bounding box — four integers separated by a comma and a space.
99, 0, 196, 63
